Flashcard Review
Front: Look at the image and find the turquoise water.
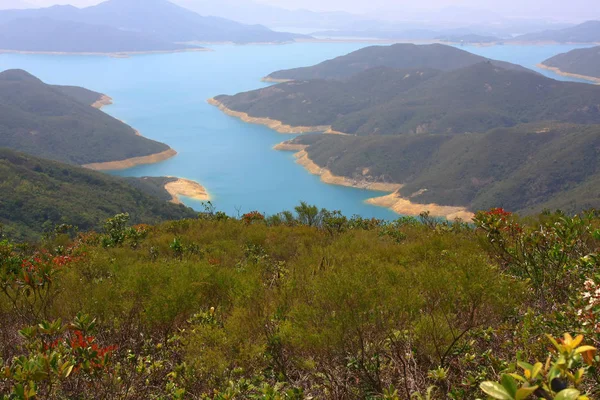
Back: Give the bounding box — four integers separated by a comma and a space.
0, 43, 594, 217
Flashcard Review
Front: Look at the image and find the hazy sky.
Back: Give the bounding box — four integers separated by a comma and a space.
17, 0, 600, 21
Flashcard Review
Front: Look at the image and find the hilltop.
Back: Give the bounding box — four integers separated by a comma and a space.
541, 45, 600, 82
0, 17, 198, 54
0, 148, 197, 240
0, 69, 174, 166
0, 0, 306, 49
215, 62, 600, 136
513, 20, 600, 43
264, 43, 533, 81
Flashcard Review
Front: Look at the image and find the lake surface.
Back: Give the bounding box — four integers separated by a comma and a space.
0, 42, 594, 217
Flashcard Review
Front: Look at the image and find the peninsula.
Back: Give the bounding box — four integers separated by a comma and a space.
539, 45, 600, 83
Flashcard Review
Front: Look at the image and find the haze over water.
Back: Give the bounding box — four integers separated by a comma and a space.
0, 42, 593, 217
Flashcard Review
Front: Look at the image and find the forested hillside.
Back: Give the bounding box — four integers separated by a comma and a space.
284, 123, 600, 214
217, 62, 600, 135
542, 45, 600, 80
0, 69, 172, 165
0, 148, 197, 240
264, 43, 533, 81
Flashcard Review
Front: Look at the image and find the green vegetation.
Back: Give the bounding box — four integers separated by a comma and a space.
288, 123, 600, 214
218, 62, 600, 136
542, 46, 600, 80
0, 148, 197, 241
0, 205, 599, 398
0, 69, 171, 165
265, 43, 532, 81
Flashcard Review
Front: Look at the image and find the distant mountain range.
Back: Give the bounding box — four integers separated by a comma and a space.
541, 46, 600, 80
512, 20, 600, 43
0, 18, 198, 53
0, 0, 306, 52
212, 43, 600, 215
0, 69, 172, 165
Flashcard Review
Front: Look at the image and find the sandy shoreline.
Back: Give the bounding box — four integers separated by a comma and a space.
164, 177, 210, 204
0, 48, 209, 58
261, 77, 293, 83
294, 149, 403, 192
91, 94, 113, 109
537, 63, 600, 84
275, 144, 474, 220
83, 148, 177, 171
366, 192, 474, 221
208, 98, 331, 134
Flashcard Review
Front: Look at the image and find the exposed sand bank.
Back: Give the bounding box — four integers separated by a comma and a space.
367, 191, 475, 221
83, 148, 177, 171
294, 149, 402, 192
208, 98, 331, 134
91, 94, 113, 109
273, 142, 309, 151
164, 177, 210, 204
261, 77, 293, 83
0, 48, 209, 58
537, 63, 600, 84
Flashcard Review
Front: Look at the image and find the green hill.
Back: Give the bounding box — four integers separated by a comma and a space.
542, 45, 600, 80
0, 69, 172, 165
0, 148, 197, 240
264, 43, 533, 81
286, 123, 600, 214
216, 62, 600, 136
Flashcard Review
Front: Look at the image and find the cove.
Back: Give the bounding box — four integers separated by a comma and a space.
0, 42, 592, 217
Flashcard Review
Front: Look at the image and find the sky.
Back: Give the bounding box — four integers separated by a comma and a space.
12, 0, 600, 21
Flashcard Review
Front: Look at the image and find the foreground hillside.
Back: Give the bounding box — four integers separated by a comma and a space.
0, 148, 197, 240
0, 69, 174, 166
541, 45, 600, 81
264, 43, 533, 81
0, 206, 598, 398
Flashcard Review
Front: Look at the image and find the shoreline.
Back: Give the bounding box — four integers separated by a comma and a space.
82, 148, 177, 171
261, 77, 293, 83
164, 177, 210, 204
208, 98, 331, 134
91, 94, 113, 109
276, 144, 474, 220
366, 192, 474, 222
537, 63, 600, 84
0, 48, 209, 58
293, 148, 403, 192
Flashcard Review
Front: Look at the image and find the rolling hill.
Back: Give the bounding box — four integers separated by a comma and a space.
513, 20, 600, 43
0, 69, 172, 165
541, 45, 600, 81
264, 43, 533, 81
215, 61, 600, 136
0, 0, 305, 48
0, 148, 197, 240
